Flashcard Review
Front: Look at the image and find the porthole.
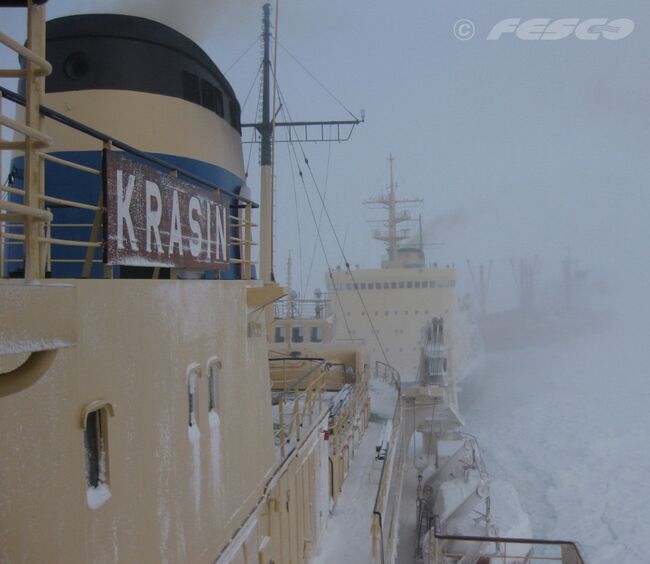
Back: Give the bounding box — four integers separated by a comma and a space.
64, 52, 89, 80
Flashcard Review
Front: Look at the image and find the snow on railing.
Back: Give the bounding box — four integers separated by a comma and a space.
426, 522, 588, 564
274, 296, 330, 320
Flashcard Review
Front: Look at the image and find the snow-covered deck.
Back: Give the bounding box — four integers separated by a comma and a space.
311, 420, 383, 564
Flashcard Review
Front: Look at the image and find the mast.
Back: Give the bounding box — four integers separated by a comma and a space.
363, 154, 422, 267
250, 3, 363, 283
259, 3, 274, 283
387, 153, 397, 262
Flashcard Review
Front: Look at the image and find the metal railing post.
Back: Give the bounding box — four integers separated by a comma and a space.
294, 390, 300, 442
0, 88, 4, 278
23, 0, 47, 281
278, 394, 285, 459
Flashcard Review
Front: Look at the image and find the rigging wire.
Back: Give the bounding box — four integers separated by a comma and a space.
245, 122, 257, 178
278, 101, 354, 341
302, 134, 332, 299
224, 34, 263, 76
244, 66, 263, 177
278, 41, 360, 121
274, 80, 389, 365
284, 132, 304, 295
240, 61, 263, 115
286, 140, 354, 341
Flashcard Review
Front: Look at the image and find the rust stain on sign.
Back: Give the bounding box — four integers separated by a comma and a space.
104, 152, 231, 269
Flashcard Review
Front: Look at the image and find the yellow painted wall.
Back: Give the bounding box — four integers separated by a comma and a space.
329, 267, 456, 379
0, 279, 273, 563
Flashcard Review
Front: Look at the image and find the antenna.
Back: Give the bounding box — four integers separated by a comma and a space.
363, 154, 423, 267
250, 3, 364, 283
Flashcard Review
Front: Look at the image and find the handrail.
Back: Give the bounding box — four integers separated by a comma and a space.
0, 30, 52, 76
430, 524, 588, 564
271, 358, 328, 460
39, 152, 101, 175
0, 114, 52, 147
0, 199, 52, 222
1, 89, 259, 280
433, 531, 586, 549
270, 358, 326, 401
0, 86, 258, 207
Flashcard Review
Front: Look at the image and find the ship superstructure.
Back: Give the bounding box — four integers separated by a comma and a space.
327, 156, 457, 381
0, 4, 591, 564
0, 4, 369, 563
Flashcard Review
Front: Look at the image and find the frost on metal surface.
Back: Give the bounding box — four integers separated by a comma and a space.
86, 483, 111, 510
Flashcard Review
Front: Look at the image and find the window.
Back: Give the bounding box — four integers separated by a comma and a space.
399, 282, 405, 288
430, 280, 436, 287
215, 88, 224, 117
82, 401, 114, 510
229, 99, 241, 132
415, 281, 421, 288
353, 283, 358, 290
292, 326, 304, 343
422, 281, 428, 288
207, 358, 222, 413
311, 326, 323, 343
368, 282, 374, 289
188, 368, 200, 428
201, 79, 216, 111
182, 71, 200, 103
84, 409, 108, 489
346, 283, 352, 290
275, 326, 286, 343
360, 282, 366, 290
407, 281, 413, 288
391, 282, 397, 289
383, 282, 389, 289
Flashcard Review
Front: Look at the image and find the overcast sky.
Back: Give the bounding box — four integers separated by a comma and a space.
2, 1, 648, 310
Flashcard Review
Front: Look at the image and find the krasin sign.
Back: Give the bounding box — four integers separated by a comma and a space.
103, 152, 231, 269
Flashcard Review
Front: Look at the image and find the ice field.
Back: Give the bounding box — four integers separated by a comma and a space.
460, 317, 650, 564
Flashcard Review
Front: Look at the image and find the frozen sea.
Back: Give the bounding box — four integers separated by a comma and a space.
460, 316, 650, 564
